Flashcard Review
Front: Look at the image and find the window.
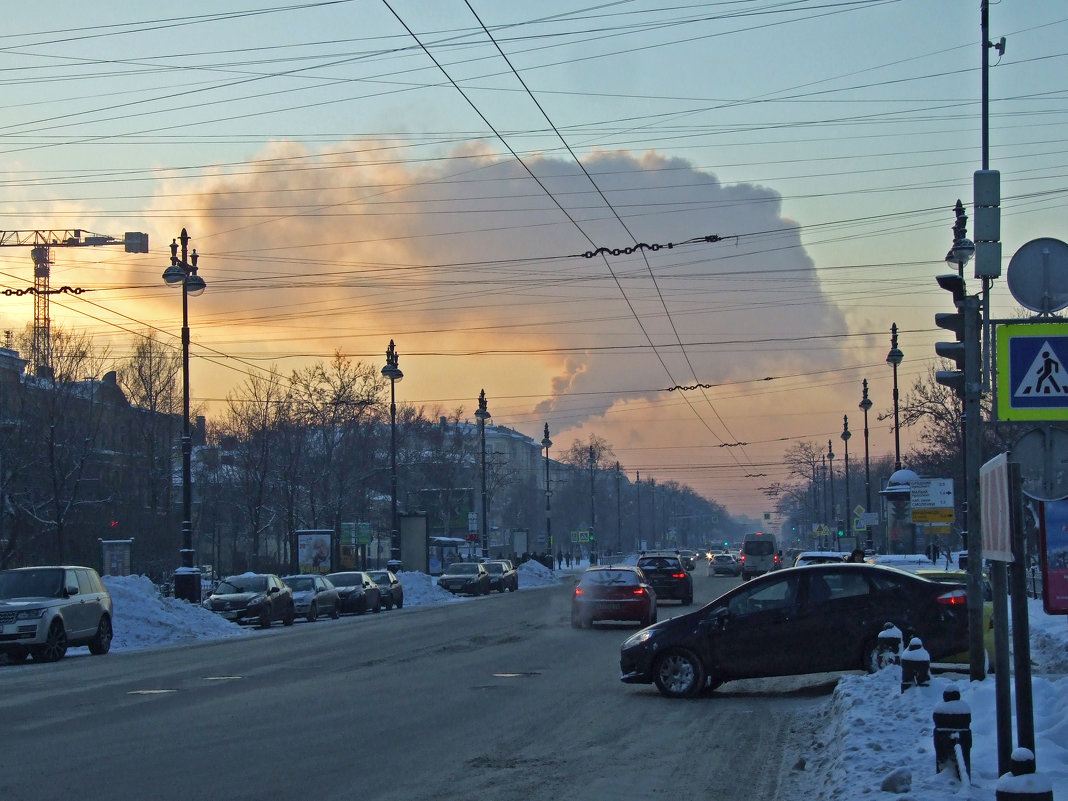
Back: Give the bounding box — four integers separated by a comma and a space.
728, 576, 798, 616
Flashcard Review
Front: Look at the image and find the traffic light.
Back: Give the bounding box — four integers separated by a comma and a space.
934, 274, 979, 400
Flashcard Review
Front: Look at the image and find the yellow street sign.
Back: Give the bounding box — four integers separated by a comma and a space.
911, 508, 954, 523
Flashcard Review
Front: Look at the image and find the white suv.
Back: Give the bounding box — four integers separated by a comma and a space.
0, 566, 114, 663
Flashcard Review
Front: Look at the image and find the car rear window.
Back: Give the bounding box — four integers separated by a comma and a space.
743, 541, 775, 556
582, 570, 640, 587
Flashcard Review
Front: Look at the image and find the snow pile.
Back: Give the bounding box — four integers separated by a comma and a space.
794, 597, 1068, 801
516, 558, 559, 587
102, 574, 249, 651
393, 570, 462, 606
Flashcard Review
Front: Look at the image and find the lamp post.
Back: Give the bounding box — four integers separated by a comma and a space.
635, 471, 642, 552
475, 390, 491, 558
587, 445, 596, 562
827, 439, 836, 547
886, 323, 904, 471
163, 229, 206, 603
615, 461, 622, 558
381, 340, 403, 562
541, 423, 552, 558
859, 380, 873, 549
841, 415, 852, 546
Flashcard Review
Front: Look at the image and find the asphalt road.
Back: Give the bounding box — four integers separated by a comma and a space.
0, 568, 834, 801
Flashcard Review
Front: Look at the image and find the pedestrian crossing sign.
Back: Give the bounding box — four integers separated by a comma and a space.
996, 322, 1068, 421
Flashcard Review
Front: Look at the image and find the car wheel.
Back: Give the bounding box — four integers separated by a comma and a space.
396, 597, 403, 609
307, 602, 318, 623
283, 604, 295, 627
682, 594, 693, 606
653, 650, 705, 699
861, 638, 898, 673
330, 604, 340, 620
372, 596, 381, 613
33, 620, 68, 662
88, 615, 113, 655
384, 597, 394, 611
259, 608, 272, 629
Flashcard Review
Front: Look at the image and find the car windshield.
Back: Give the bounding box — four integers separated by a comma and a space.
369, 574, 388, 585
326, 573, 361, 586
449, 564, 479, 575
284, 577, 315, 592
218, 575, 267, 593
0, 568, 65, 599
484, 563, 504, 574
582, 570, 639, 587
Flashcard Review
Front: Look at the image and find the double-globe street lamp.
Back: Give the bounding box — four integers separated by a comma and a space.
541, 423, 552, 558
841, 415, 851, 546
381, 340, 403, 562
826, 439, 836, 544
163, 229, 206, 603
475, 390, 491, 558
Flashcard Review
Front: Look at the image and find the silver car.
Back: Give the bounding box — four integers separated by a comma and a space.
0, 566, 114, 663
282, 574, 340, 622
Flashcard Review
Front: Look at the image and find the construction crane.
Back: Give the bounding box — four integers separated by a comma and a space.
0, 229, 149, 375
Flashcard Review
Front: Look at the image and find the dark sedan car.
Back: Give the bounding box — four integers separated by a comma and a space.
620, 563, 970, 698
572, 566, 656, 629
367, 569, 404, 610
437, 562, 491, 596
325, 571, 382, 615
635, 553, 693, 605
484, 560, 518, 593
202, 573, 295, 629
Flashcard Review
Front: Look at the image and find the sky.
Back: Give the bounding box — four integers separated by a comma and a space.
19, 561, 1068, 800
0, 1, 1065, 520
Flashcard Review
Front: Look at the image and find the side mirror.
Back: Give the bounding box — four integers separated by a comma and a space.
65, 585, 79, 598
268, 586, 279, 595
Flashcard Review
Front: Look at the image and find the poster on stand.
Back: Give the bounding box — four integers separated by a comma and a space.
1038, 498, 1068, 614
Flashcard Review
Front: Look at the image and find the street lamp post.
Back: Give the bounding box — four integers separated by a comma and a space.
827, 439, 836, 548
841, 415, 852, 545
541, 423, 552, 558
475, 390, 491, 558
615, 461, 622, 558
859, 379, 873, 549
587, 445, 596, 562
886, 323, 904, 471
163, 228, 206, 603
635, 471, 641, 552
381, 340, 403, 562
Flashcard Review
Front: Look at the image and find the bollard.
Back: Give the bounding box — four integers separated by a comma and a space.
996, 748, 1054, 801
933, 684, 971, 779
900, 637, 930, 692
877, 622, 902, 668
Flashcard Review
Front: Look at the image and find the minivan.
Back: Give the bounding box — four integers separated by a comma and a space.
739, 532, 780, 580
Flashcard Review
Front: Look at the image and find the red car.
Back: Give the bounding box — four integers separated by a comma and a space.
571, 566, 657, 629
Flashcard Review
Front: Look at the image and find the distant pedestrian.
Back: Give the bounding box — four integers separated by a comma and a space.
556, 550, 563, 569
566, 551, 572, 568
845, 548, 866, 563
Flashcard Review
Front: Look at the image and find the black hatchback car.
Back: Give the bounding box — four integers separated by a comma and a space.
620, 563, 969, 698
635, 553, 693, 605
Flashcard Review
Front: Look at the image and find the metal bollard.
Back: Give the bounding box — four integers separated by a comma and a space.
877, 622, 902, 668
996, 748, 1054, 801
900, 637, 930, 692
933, 684, 971, 779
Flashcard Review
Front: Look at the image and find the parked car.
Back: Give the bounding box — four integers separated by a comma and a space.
793, 551, 847, 568
325, 571, 382, 614
437, 562, 491, 596
484, 560, 518, 593
0, 566, 113, 663
620, 563, 970, 698
282, 574, 340, 622
367, 569, 404, 610
709, 553, 741, 576
635, 553, 693, 605
202, 573, 295, 629
571, 566, 656, 628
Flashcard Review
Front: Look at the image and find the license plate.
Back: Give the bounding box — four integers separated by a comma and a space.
599, 603, 622, 612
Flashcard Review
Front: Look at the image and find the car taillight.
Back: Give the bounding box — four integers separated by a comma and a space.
936, 589, 967, 606
672, 572, 686, 579
740, 555, 746, 563
573, 588, 583, 596
633, 588, 647, 596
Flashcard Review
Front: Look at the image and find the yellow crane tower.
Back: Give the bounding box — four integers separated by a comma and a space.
0, 229, 149, 374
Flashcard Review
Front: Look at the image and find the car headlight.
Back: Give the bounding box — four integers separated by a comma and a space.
246, 594, 265, 608
623, 630, 655, 648
15, 608, 46, 621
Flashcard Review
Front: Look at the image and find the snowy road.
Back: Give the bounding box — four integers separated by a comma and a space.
0, 572, 827, 801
